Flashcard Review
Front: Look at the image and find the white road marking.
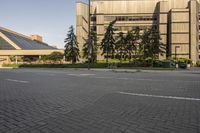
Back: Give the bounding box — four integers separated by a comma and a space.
79, 74, 95, 76
94, 76, 113, 79
67, 74, 95, 76
119, 92, 200, 101
5, 79, 29, 83
67, 74, 77, 76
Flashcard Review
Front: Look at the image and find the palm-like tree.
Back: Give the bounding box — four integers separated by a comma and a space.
100, 19, 117, 63
64, 26, 80, 64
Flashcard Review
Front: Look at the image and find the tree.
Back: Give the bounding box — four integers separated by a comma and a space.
100, 19, 117, 63
64, 26, 80, 64
82, 30, 98, 63
125, 27, 141, 61
115, 32, 127, 62
41, 52, 64, 64
140, 27, 165, 59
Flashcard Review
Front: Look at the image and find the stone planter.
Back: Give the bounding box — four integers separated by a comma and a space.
187, 64, 191, 69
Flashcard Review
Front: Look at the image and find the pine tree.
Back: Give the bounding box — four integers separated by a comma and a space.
140, 27, 165, 59
126, 27, 141, 61
115, 32, 127, 62
64, 26, 80, 64
82, 30, 98, 63
100, 19, 117, 63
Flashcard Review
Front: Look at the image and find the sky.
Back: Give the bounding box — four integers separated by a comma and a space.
0, 0, 68, 48
67, 0, 88, 29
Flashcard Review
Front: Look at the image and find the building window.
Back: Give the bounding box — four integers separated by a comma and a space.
199, 45, 200, 50
91, 16, 96, 22
104, 16, 157, 22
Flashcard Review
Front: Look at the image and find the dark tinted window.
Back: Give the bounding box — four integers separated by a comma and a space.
0, 29, 56, 50
0, 36, 15, 50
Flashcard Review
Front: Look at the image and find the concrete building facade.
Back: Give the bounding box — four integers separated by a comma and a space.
76, 0, 200, 63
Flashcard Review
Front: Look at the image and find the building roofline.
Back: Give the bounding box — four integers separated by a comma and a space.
0, 26, 33, 40
76, 1, 88, 5
0, 26, 58, 50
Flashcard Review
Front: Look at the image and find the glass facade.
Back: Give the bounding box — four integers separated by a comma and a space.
0, 29, 56, 50
0, 36, 15, 50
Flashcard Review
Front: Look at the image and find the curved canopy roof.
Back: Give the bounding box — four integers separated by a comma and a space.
0, 28, 56, 50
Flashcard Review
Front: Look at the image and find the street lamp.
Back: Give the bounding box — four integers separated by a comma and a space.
87, 0, 92, 70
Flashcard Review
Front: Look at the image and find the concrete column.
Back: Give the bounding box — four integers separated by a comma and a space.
158, 1, 169, 59
15, 56, 18, 64
189, 0, 199, 63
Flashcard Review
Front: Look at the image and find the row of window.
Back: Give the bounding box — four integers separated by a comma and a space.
114, 26, 157, 31
104, 16, 157, 22
91, 26, 157, 32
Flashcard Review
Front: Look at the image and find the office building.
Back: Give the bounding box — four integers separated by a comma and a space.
76, 0, 200, 63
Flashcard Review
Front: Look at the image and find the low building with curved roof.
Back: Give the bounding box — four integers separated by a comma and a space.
0, 27, 64, 64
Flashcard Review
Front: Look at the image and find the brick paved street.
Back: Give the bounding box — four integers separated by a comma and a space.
0, 68, 200, 133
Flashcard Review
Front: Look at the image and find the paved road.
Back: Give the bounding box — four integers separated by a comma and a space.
0, 68, 200, 133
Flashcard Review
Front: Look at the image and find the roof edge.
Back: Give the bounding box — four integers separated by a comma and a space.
0, 27, 32, 40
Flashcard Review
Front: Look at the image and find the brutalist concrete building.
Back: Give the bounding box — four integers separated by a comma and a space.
76, 0, 200, 63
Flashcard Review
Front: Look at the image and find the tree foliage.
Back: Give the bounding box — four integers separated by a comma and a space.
82, 30, 98, 62
140, 27, 165, 59
100, 19, 117, 60
41, 52, 63, 61
64, 26, 80, 64
125, 27, 141, 61
115, 32, 127, 62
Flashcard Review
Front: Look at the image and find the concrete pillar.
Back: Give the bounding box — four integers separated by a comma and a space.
15, 56, 18, 64
158, 1, 169, 59
189, 0, 199, 63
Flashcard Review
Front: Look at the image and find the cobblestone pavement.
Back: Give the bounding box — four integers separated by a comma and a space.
0, 68, 200, 133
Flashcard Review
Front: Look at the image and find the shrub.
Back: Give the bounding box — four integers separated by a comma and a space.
41, 52, 64, 63
197, 60, 200, 67
177, 58, 192, 64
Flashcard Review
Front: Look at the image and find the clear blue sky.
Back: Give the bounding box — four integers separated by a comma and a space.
0, 0, 68, 48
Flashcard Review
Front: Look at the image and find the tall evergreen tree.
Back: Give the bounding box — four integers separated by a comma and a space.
64, 26, 80, 64
140, 27, 165, 59
82, 30, 98, 63
100, 19, 117, 63
126, 27, 141, 61
115, 32, 127, 62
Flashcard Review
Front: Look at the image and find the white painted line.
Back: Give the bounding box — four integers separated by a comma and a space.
119, 92, 200, 101
67, 74, 95, 76
67, 74, 77, 76
5, 79, 29, 84
94, 76, 113, 79
116, 78, 129, 80
79, 74, 95, 76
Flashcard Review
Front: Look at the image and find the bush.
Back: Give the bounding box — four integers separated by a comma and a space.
19, 63, 108, 68
2, 63, 19, 68
178, 62, 187, 69
197, 60, 200, 67
177, 58, 192, 64
41, 52, 64, 63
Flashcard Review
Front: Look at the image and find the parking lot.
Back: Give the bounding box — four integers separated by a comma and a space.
0, 68, 200, 133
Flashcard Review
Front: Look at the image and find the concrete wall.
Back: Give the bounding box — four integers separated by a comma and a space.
76, 2, 89, 61
77, 0, 200, 62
